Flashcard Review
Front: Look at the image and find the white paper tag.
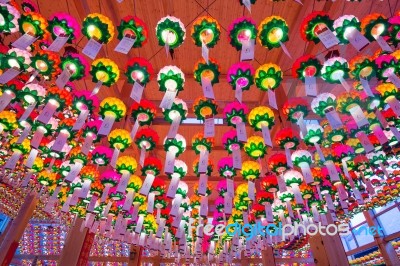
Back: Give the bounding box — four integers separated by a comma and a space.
227, 178, 234, 198
165, 151, 176, 174
325, 161, 340, 182
224, 195, 232, 214
375, 110, 388, 128
12, 33, 37, 50
347, 29, 369, 51
156, 219, 166, 238
200, 196, 208, 217
56, 68, 72, 89
316, 28, 339, 49
69, 189, 81, 206
122, 191, 134, 211
339, 77, 351, 92
279, 42, 292, 59
72, 110, 89, 131
204, 117, 215, 137
248, 181, 255, 201
38, 102, 57, 124
277, 175, 287, 192
98, 115, 116, 136
201, 78, 215, 99
47, 35, 69, 52
268, 89, 278, 110
17, 125, 31, 144
242, 0, 251, 12
199, 151, 209, 173
170, 196, 182, 217
297, 116, 308, 138
305, 76, 317, 96
390, 127, 400, 141
116, 173, 130, 193
61, 196, 71, 212
52, 132, 68, 152
115, 36, 136, 54
64, 163, 83, 182
300, 165, 314, 184
167, 116, 181, 139
265, 203, 273, 223
5, 152, 21, 169
139, 174, 155, 196
360, 78, 374, 97
349, 105, 369, 128
147, 193, 155, 213
198, 174, 208, 196
130, 82, 144, 103
373, 126, 388, 145
87, 195, 98, 212
387, 97, 400, 117
90, 221, 99, 233
261, 125, 273, 147
90, 81, 102, 96
376, 36, 393, 52
357, 131, 374, 153
0, 68, 21, 84
353, 188, 364, 204
240, 39, 255, 61
389, 74, 400, 89
81, 136, 93, 155
285, 147, 293, 168
82, 38, 102, 60
325, 110, 343, 129
135, 216, 144, 234
19, 102, 36, 122
21, 172, 33, 187
167, 176, 180, 198
139, 147, 145, 167
201, 42, 209, 64
25, 149, 38, 168
235, 84, 243, 103
159, 90, 177, 109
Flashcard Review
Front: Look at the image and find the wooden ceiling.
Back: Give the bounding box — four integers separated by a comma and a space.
11, 0, 399, 207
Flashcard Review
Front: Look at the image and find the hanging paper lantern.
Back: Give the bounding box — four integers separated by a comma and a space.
126, 175, 142, 193
82, 120, 102, 143
125, 57, 154, 85
311, 92, 337, 117
18, 12, 48, 39
255, 63, 282, 91
90, 58, 119, 87
333, 143, 355, 162
283, 170, 303, 188
227, 62, 254, 91
116, 156, 137, 175
45, 85, 72, 111
162, 98, 188, 123
166, 159, 187, 180
324, 124, 348, 144
258, 16, 289, 49
108, 129, 132, 152
117, 16, 148, 47
37, 170, 57, 187
241, 161, 260, 181
9, 137, 30, 155
218, 157, 236, 178
244, 136, 267, 159
135, 128, 159, 151
130, 99, 157, 126
193, 96, 218, 121
349, 55, 376, 81
375, 83, 398, 102
0, 3, 20, 33
321, 57, 349, 84
157, 66, 185, 93
17, 83, 46, 105
193, 58, 221, 85
333, 15, 361, 44
60, 52, 89, 81
260, 174, 278, 192
388, 14, 400, 47
100, 169, 120, 198
193, 157, 213, 177
222, 129, 243, 154
282, 97, 309, 123
142, 157, 162, 176
191, 16, 220, 48
361, 13, 389, 42
156, 16, 186, 49
3, 48, 32, 70
267, 153, 288, 175
300, 11, 333, 44
292, 55, 322, 82
164, 134, 186, 156
248, 106, 275, 131
99, 97, 126, 122
223, 101, 249, 127
303, 124, 323, 146
275, 128, 300, 150
80, 165, 100, 183
236, 183, 253, 202
48, 13, 80, 43
30, 50, 61, 79
228, 17, 257, 50
336, 91, 364, 115
82, 13, 114, 43
72, 90, 99, 114
21, 0, 37, 12
375, 54, 398, 82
